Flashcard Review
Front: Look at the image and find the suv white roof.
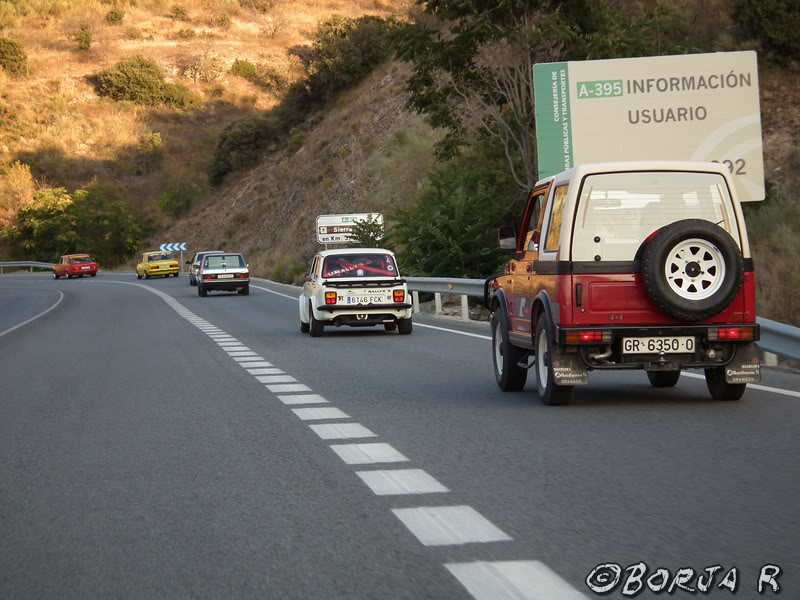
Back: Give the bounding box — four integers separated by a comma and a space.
535, 160, 730, 187
317, 248, 396, 258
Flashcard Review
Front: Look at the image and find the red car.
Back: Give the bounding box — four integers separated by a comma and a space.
53, 254, 98, 279
486, 161, 760, 405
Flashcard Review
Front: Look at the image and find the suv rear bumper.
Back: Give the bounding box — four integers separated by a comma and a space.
558, 324, 760, 370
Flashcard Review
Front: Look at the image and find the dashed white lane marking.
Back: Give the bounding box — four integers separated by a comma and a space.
415, 322, 492, 340
233, 355, 266, 362
292, 407, 350, 421
246, 368, 285, 376
681, 372, 800, 398
445, 561, 588, 600
210, 335, 236, 339
278, 394, 329, 405
0, 289, 64, 338
257, 375, 297, 384
309, 423, 377, 440
356, 469, 449, 495
392, 506, 512, 546
216, 340, 243, 345
239, 360, 273, 368
218, 343, 247, 349
250, 284, 298, 301
267, 383, 311, 393
330, 443, 410, 465
227, 350, 258, 357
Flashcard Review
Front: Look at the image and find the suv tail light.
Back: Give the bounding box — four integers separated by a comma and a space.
393, 290, 405, 303
708, 326, 755, 341
325, 292, 337, 305
565, 330, 613, 345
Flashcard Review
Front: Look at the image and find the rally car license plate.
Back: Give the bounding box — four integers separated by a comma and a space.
346, 295, 385, 305
81, 266, 90, 270
622, 336, 695, 354
218, 274, 235, 279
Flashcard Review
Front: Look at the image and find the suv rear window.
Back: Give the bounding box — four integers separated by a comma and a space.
322, 254, 398, 278
572, 171, 740, 262
205, 255, 245, 269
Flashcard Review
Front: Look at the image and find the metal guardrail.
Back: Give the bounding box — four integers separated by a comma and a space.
0, 261, 55, 273
406, 277, 800, 361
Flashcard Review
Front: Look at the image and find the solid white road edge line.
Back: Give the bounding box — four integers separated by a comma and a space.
0, 289, 65, 338
251, 284, 299, 301
681, 372, 800, 398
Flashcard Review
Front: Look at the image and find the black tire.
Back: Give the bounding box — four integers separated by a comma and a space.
492, 309, 527, 392
189, 275, 196, 286
90, 273, 96, 277
641, 219, 744, 321
67, 273, 73, 279
705, 367, 746, 401
300, 320, 310, 333
534, 316, 573, 406
239, 285, 250, 296
53, 271, 60, 279
647, 370, 681, 388
144, 272, 151, 279
198, 284, 208, 297
309, 305, 324, 337
384, 322, 397, 332
397, 318, 413, 335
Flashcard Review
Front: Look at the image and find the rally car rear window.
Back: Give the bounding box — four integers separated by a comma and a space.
571, 171, 741, 262
322, 254, 398, 278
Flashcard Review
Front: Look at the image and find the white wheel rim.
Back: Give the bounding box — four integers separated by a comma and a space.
537, 331, 548, 388
494, 320, 503, 377
665, 238, 726, 301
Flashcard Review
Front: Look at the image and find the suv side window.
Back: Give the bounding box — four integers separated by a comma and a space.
524, 194, 545, 251
544, 185, 569, 253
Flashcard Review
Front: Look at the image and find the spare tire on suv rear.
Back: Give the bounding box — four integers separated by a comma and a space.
641, 219, 743, 321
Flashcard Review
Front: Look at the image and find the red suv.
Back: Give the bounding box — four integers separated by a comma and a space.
485, 161, 761, 405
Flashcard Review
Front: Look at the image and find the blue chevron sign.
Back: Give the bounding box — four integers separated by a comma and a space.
159, 243, 188, 252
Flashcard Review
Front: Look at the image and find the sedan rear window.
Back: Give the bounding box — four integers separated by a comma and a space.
69, 256, 93, 264
572, 171, 740, 262
148, 253, 172, 262
205, 255, 245, 269
322, 254, 398, 278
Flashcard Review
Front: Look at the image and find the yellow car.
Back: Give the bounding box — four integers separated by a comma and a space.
136, 252, 180, 279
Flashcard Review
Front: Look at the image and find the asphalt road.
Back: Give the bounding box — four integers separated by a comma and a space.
1, 273, 798, 599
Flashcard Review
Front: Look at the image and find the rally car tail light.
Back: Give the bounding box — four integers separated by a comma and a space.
393, 290, 405, 303
708, 326, 754, 341
325, 292, 337, 305
565, 330, 613, 345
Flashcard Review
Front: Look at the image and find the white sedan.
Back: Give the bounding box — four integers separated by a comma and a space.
299, 249, 413, 337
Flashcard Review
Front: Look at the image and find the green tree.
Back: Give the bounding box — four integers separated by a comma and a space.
70, 23, 93, 51
350, 214, 384, 247
96, 55, 197, 108
157, 179, 201, 218
392, 141, 525, 278
734, 0, 800, 61
2, 185, 142, 265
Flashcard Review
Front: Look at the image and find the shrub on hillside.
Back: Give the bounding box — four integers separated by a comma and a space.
96, 55, 198, 108
0, 36, 26, 76
209, 114, 282, 185
211, 14, 232, 29
734, 0, 800, 61
70, 23, 93, 51
230, 58, 257, 79
157, 179, 201, 218
105, 8, 125, 25
175, 27, 195, 40
306, 16, 397, 101
169, 4, 190, 21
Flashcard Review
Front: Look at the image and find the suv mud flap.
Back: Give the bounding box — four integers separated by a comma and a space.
725, 343, 761, 384
551, 353, 588, 386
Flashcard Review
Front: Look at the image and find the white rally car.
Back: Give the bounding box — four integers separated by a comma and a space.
299, 248, 413, 337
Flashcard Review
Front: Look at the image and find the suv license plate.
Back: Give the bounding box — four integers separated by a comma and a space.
622, 336, 695, 354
